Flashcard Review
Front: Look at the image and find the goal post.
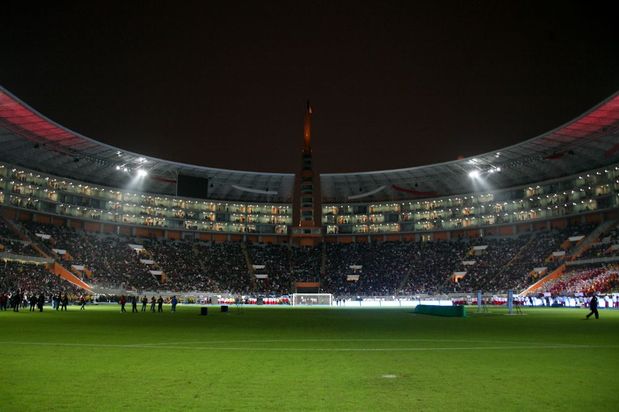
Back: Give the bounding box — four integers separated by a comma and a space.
292, 293, 333, 306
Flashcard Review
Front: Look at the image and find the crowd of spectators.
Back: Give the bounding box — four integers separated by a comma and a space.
539, 265, 619, 295
457, 224, 597, 293
22, 222, 159, 290
289, 246, 322, 282
143, 240, 220, 292
325, 241, 424, 296
0, 219, 17, 239
1, 219, 610, 297
248, 243, 293, 294
144, 239, 249, 293
578, 225, 619, 260
0, 238, 37, 256
21, 222, 251, 293
1, 219, 36, 256
0, 261, 82, 305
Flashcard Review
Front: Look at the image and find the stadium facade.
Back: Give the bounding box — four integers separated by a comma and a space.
0, 85, 618, 245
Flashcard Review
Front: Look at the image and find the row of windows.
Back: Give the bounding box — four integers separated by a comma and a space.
323, 167, 619, 216
1, 163, 618, 235
324, 197, 609, 234
0, 164, 291, 216
322, 186, 615, 225
321, 166, 619, 228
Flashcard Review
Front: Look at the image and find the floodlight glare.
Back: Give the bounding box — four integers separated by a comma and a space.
468, 170, 480, 178
137, 169, 148, 178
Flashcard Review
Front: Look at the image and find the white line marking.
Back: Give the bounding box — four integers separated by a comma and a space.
142, 338, 581, 347
0, 341, 617, 352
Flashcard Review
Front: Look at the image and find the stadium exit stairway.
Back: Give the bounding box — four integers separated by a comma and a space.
521, 264, 567, 296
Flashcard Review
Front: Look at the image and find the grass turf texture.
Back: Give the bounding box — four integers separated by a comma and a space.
1, 305, 617, 411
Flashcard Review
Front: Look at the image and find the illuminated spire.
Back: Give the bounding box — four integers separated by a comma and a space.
303, 100, 312, 153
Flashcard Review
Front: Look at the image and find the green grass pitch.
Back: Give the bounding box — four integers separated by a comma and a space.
1, 305, 617, 411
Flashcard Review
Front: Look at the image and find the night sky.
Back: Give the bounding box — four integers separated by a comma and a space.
2, 1, 619, 174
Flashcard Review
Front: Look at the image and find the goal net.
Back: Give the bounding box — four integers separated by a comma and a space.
292, 293, 333, 306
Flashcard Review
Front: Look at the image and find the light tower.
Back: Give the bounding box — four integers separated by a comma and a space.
290, 100, 322, 245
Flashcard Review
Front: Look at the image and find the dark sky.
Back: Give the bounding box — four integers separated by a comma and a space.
2, 1, 619, 173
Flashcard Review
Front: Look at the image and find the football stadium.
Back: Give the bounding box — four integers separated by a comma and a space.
2, 3, 619, 410
1, 84, 619, 410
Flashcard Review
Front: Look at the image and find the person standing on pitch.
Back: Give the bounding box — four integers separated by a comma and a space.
141, 296, 148, 312
79, 295, 86, 310
61, 294, 69, 311
171, 295, 177, 313
150, 296, 156, 312
119, 295, 127, 313
157, 296, 164, 312
37, 293, 45, 312
586, 294, 599, 319
131, 295, 138, 313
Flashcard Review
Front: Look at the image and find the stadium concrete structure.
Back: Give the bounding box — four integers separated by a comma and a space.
0, 85, 619, 249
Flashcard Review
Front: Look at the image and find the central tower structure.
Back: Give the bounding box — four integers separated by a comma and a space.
291, 101, 322, 245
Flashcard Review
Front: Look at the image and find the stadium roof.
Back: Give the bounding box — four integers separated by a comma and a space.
1, 85, 619, 203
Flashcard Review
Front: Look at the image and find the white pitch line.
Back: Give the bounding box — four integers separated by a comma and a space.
141, 338, 580, 347
0, 341, 616, 352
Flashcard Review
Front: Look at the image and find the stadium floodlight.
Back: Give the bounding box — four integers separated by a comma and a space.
468, 170, 480, 178
136, 169, 148, 178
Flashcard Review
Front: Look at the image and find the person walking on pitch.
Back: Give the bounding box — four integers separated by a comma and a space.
586, 294, 599, 319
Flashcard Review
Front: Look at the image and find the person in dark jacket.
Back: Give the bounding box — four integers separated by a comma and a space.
0, 293, 7, 311
131, 295, 138, 313
119, 295, 127, 313
12, 290, 21, 312
157, 296, 164, 312
586, 294, 599, 319
37, 293, 45, 312
141, 296, 148, 312
171, 295, 178, 313
61, 294, 69, 311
